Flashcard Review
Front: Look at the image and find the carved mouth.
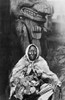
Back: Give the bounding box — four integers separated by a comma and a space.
23, 7, 42, 18
19, 7, 45, 22
33, 26, 42, 32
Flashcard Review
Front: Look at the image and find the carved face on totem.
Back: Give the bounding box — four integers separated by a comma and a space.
10, 0, 52, 57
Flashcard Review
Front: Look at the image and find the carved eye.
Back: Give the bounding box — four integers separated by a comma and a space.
16, 16, 23, 21
19, 16, 23, 19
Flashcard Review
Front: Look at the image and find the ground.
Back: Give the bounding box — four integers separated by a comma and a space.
46, 45, 65, 100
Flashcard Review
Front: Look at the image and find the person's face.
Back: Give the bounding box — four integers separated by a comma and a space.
28, 46, 37, 61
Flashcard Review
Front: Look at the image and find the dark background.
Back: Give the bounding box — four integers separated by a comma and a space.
0, 0, 10, 94
0, 0, 24, 96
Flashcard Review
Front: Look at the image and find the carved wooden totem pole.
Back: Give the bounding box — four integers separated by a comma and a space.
10, 0, 53, 58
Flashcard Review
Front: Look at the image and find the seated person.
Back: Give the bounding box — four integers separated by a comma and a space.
9, 44, 61, 100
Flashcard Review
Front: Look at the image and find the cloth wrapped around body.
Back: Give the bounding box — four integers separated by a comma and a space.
9, 66, 44, 100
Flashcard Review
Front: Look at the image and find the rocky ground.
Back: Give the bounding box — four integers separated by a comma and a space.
46, 45, 65, 100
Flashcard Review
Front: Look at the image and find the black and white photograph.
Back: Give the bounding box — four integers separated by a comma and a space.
0, 0, 65, 100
